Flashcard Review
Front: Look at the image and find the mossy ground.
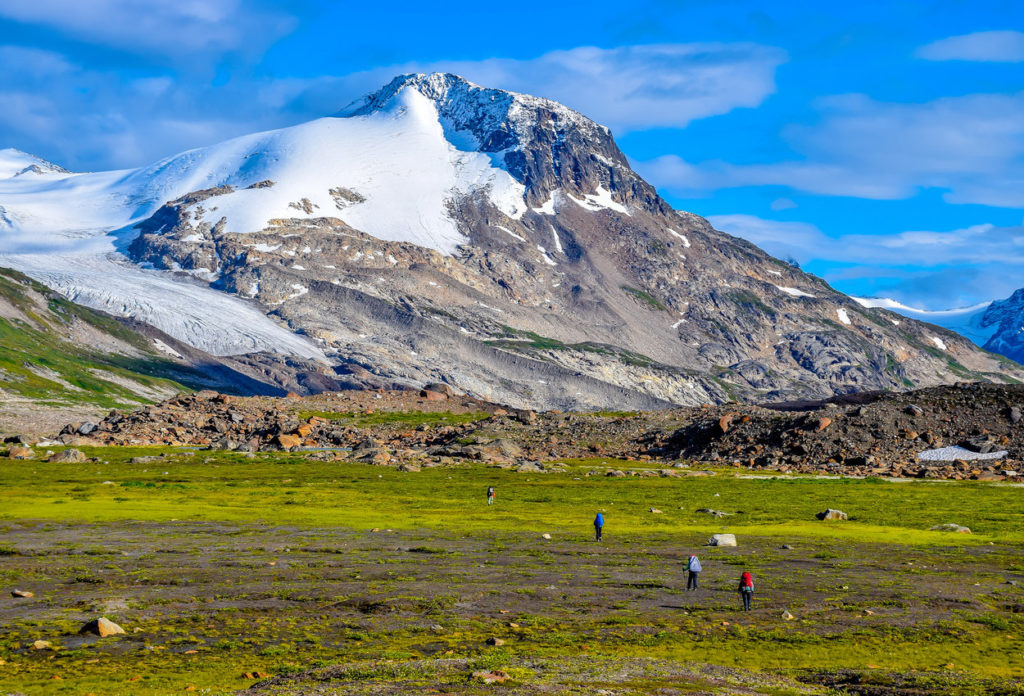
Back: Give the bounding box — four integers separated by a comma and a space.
0, 446, 1021, 695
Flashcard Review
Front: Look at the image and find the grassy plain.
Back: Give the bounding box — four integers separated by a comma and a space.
0, 445, 1022, 694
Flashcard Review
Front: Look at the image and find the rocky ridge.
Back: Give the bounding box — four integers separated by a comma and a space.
36, 382, 1024, 482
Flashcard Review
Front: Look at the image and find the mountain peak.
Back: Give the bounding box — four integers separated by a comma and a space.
0, 148, 69, 179
337, 72, 627, 206
339, 72, 608, 150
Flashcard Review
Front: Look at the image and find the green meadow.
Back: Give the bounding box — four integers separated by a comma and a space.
0, 446, 1021, 694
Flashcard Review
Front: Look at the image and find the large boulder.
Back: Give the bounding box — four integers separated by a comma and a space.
816, 508, 848, 521
929, 523, 972, 534
79, 617, 125, 637
48, 448, 86, 463
708, 533, 737, 547
7, 446, 33, 460
274, 433, 302, 450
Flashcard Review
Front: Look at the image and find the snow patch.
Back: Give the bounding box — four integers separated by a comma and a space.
532, 191, 557, 215
494, 225, 525, 242
152, 339, 182, 359
665, 228, 691, 247
837, 308, 852, 325
549, 224, 564, 254
929, 335, 947, 350
566, 186, 629, 215
918, 446, 1007, 461
536, 245, 557, 266
775, 285, 815, 298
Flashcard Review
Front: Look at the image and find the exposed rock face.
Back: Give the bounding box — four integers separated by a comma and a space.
982, 289, 1024, 364
123, 73, 1024, 410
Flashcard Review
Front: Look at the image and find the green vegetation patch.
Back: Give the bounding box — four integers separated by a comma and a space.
620, 284, 669, 311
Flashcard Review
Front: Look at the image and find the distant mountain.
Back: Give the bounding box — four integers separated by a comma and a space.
1, 73, 1021, 409
855, 293, 1024, 365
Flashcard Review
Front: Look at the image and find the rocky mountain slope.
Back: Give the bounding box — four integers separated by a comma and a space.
0, 267, 345, 433
2, 74, 1022, 409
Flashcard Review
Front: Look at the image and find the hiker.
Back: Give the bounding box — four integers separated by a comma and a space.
738, 571, 754, 611
487, 486, 496, 505
593, 512, 604, 541
686, 554, 702, 590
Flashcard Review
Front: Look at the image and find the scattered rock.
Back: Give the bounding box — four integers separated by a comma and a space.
816, 508, 848, 521
77, 422, 98, 435
708, 533, 737, 547
242, 671, 271, 680
1009, 406, 1022, 424
782, 610, 795, 621
11, 589, 34, 598
274, 434, 302, 450
814, 417, 832, 432
717, 413, 736, 435
397, 463, 421, 472
7, 446, 33, 460
649, 508, 662, 514
904, 405, 924, 416
929, 523, 972, 534
541, 533, 551, 540
48, 448, 86, 463
78, 617, 125, 637
472, 670, 509, 684
32, 640, 52, 650
485, 637, 505, 646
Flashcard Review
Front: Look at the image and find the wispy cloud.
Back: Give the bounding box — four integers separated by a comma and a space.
0, 0, 295, 62
916, 30, 1024, 62
267, 43, 788, 134
708, 213, 1024, 306
639, 92, 1024, 207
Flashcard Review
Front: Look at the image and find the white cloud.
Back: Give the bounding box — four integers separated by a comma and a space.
272, 43, 788, 135
432, 44, 788, 133
708, 214, 1024, 307
770, 198, 797, 211
0, 0, 295, 60
709, 214, 1024, 268
0, 42, 788, 171
641, 92, 1024, 207
917, 30, 1024, 62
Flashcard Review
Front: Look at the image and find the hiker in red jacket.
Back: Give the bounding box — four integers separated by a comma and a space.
738, 571, 754, 611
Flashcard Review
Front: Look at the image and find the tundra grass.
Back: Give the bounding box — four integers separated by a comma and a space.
0, 447, 1021, 694
1, 448, 1021, 545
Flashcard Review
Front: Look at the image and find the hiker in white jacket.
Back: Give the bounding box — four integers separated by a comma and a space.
686, 554, 702, 590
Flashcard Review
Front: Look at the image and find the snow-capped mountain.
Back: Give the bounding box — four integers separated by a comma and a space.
2, 73, 1021, 409
855, 293, 1024, 365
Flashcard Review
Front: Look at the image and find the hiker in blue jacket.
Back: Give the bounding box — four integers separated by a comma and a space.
686, 554, 702, 590
593, 512, 604, 541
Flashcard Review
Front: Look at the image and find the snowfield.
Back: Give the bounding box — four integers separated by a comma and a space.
0, 79, 544, 358
853, 297, 996, 347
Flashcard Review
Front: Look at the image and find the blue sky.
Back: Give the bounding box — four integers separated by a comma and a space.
1, 0, 1022, 308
